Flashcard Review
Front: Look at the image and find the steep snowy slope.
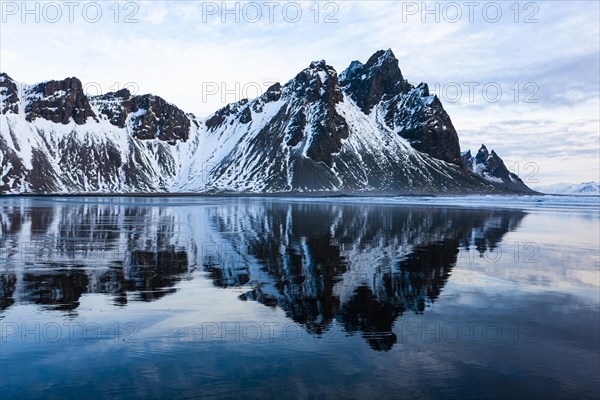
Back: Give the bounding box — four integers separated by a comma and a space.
0, 50, 532, 194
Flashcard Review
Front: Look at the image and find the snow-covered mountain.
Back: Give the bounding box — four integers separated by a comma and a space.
0, 50, 533, 194
533, 182, 600, 195
462, 145, 532, 193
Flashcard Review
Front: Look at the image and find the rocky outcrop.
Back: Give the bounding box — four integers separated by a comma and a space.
0, 73, 20, 114
93, 90, 190, 143
462, 144, 532, 193
205, 99, 250, 131
24, 77, 96, 125
91, 88, 132, 127
289, 60, 349, 166
386, 83, 463, 166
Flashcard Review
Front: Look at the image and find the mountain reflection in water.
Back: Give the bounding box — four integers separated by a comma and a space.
0, 199, 524, 350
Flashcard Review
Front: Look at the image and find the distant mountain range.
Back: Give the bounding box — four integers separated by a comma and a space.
0, 49, 533, 194
533, 182, 600, 195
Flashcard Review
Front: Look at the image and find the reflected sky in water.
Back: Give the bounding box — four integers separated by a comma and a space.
0, 197, 598, 399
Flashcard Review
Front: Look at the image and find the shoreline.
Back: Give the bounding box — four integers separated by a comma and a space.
1, 190, 546, 198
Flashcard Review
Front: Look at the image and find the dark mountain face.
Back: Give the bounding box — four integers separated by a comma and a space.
286, 60, 349, 166
462, 144, 532, 193
462, 150, 474, 170
0, 73, 20, 114
208, 60, 348, 161
384, 84, 464, 166
203, 60, 354, 191
92, 90, 191, 143
341, 50, 463, 167
91, 88, 132, 127
24, 77, 96, 125
0, 49, 533, 194
340, 49, 411, 114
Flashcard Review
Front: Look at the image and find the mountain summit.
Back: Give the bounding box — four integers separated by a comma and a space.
0, 50, 533, 194
462, 145, 531, 192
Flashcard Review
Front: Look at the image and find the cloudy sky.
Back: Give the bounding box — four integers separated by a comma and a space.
1, 0, 598, 185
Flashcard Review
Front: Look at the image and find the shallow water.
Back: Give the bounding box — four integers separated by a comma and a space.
1, 196, 599, 399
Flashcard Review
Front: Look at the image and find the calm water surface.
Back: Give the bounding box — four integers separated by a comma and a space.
1, 196, 599, 399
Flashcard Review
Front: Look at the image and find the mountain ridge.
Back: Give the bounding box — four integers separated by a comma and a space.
0, 50, 534, 195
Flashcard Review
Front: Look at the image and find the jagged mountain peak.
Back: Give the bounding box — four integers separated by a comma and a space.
341, 49, 398, 78
90, 90, 191, 142
337, 50, 466, 168
105, 88, 132, 99
365, 48, 398, 67
0, 72, 15, 82
474, 144, 505, 167
265, 82, 281, 94
204, 82, 285, 132
23, 75, 96, 125
295, 59, 337, 78
308, 59, 328, 69
340, 49, 410, 114
204, 60, 342, 134
28, 75, 84, 93
282, 59, 343, 105
476, 144, 489, 159
340, 60, 363, 81
205, 97, 251, 131
463, 144, 531, 193
0, 72, 20, 114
